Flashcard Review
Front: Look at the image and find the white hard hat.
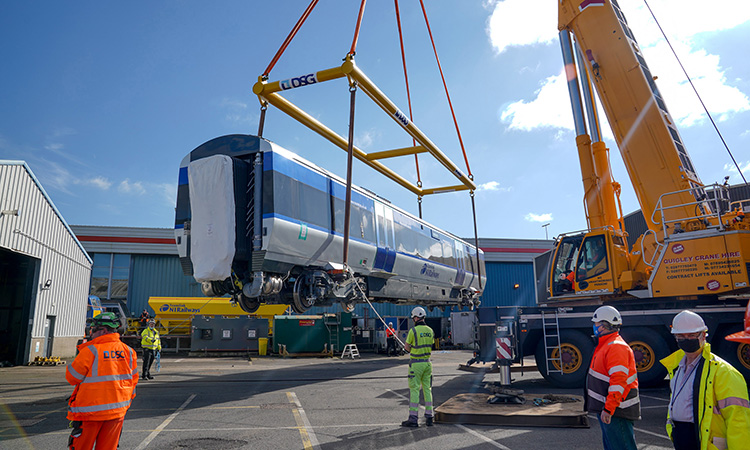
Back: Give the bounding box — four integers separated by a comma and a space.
411, 307, 426, 319
592, 305, 622, 326
388, 322, 393, 326
671, 310, 708, 334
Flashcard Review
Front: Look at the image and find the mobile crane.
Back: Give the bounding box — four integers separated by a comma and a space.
479, 0, 750, 388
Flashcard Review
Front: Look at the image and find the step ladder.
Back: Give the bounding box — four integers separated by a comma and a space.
541, 310, 563, 375
341, 344, 360, 359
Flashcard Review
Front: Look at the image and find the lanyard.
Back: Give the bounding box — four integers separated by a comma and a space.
669, 359, 700, 417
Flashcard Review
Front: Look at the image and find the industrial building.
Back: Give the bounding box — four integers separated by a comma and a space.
69, 225, 552, 318
0, 161, 92, 365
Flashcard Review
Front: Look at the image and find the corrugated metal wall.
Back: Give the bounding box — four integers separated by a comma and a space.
0, 163, 91, 338
129, 255, 203, 315
479, 262, 536, 307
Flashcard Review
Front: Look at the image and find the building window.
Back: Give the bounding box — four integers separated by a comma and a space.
89, 253, 131, 300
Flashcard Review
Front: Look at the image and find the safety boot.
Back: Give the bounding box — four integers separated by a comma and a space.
426, 416, 434, 427
400, 418, 419, 428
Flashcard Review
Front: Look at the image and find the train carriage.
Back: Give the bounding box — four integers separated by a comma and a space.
174, 134, 485, 313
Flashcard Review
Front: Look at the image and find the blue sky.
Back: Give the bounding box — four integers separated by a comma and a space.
1, 1, 748, 240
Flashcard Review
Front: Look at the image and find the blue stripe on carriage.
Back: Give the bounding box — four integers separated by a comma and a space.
384, 249, 397, 272
178, 167, 188, 185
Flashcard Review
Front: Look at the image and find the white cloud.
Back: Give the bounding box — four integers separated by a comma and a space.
486, 0, 557, 54
118, 179, 146, 195
220, 97, 255, 126
500, 71, 571, 131
156, 182, 177, 205
476, 181, 512, 192
45, 143, 64, 151
723, 160, 750, 182
525, 212, 552, 223
355, 129, 379, 149
491, 0, 750, 130
76, 176, 112, 190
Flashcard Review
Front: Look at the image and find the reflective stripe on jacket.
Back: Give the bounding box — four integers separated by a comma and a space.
586, 331, 641, 420
661, 343, 750, 450
406, 324, 433, 363
66, 333, 138, 421
141, 327, 161, 350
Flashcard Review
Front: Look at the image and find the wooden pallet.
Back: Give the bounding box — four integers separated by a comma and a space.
435, 393, 589, 428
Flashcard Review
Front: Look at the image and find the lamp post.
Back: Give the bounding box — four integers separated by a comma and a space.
542, 223, 550, 240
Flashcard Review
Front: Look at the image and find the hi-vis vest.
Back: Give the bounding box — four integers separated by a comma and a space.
586, 331, 641, 420
66, 333, 138, 421
661, 343, 750, 450
406, 324, 433, 364
141, 327, 161, 350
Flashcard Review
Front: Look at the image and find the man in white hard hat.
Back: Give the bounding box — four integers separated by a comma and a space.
661, 310, 750, 450
586, 305, 640, 450
401, 306, 434, 428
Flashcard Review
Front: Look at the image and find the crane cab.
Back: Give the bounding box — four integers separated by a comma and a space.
549, 229, 632, 299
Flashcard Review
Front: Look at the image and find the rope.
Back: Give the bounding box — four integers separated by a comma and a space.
418, 0, 472, 179
348, 0, 368, 56
350, 269, 405, 348
394, 0, 421, 186
642, 0, 746, 184
262, 0, 320, 78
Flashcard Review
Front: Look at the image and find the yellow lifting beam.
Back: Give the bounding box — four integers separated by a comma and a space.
253, 55, 477, 196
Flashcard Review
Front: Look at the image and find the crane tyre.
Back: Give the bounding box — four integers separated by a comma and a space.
534, 330, 593, 388
715, 326, 750, 381
619, 327, 670, 387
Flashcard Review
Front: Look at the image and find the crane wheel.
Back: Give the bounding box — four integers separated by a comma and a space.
534, 330, 593, 389
620, 327, 669, 387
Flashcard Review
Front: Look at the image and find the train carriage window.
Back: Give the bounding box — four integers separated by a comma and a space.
298, 183, 329, 229
333, 196, 376, 243
273, 173, 300, 220
359, 207, 376, 243
262, 170, 274, 215
273, 173, 329, 229
394, 212, 418, 254
442, 238, 455, 267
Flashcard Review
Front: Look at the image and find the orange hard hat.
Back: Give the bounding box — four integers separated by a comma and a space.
725, 302, 750, 344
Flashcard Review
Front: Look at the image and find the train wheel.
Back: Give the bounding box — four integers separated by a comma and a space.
292, 277, 315, 313
237, 295, 261, 314
620, 327, 669, 387
716, 327, 750, 380
534, 330, 593, 388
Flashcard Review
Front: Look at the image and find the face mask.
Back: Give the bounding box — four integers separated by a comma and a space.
677, 338, 702, 353
593, 324, 602, 337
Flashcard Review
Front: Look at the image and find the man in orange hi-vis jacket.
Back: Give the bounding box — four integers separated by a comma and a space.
66, 312, 138, 450
586, 305, 641, 450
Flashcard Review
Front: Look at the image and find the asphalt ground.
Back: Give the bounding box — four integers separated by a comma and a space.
0, 350, 676, 449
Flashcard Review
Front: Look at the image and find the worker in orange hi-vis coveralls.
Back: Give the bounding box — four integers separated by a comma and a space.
66, 312, 138, 450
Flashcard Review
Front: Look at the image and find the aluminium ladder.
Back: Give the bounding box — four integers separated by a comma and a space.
541, 310, 563, 375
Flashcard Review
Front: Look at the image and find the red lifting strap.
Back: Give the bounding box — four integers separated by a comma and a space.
394, 0, 421, 185
349, 0, 368, 56
263, 0, 320, 78
419, 0, 472, 179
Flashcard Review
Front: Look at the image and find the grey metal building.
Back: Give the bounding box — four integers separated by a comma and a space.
0, 161, 92, 364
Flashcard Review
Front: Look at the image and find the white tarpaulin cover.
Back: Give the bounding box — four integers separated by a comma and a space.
188, 155, 236, 282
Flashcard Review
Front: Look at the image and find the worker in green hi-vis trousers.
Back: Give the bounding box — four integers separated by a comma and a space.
401, 306, 434, 428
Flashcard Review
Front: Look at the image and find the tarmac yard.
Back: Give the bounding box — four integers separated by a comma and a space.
1, 350, 676, 449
